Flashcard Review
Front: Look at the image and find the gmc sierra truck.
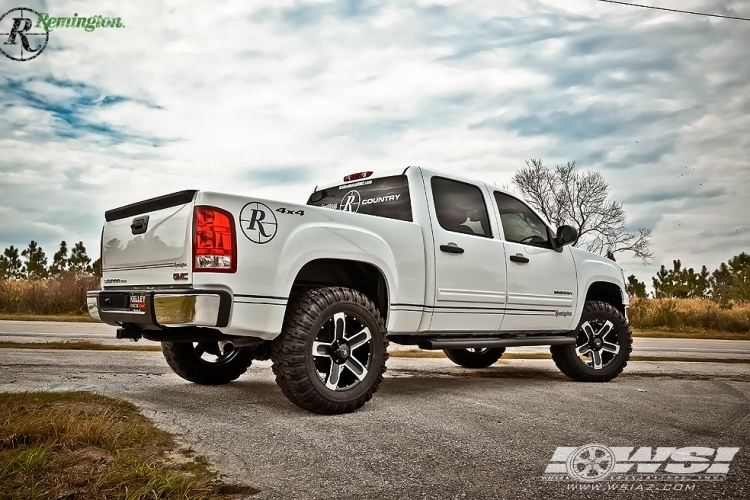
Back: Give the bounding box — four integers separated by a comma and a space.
87, 167, 632, 414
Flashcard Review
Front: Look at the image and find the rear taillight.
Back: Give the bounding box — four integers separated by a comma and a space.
193, 206, 237, 273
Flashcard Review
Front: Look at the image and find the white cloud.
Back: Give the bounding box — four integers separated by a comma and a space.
0, 0, 748, 288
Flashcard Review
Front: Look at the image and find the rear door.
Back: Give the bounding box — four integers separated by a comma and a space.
423, 172, 507, 332
492, 191, 578, 331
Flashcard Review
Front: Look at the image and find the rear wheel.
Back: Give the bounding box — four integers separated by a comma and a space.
271, 287, 388, 414
444, 347, 505, 368
551, 301, 632, 382
162, 341, 253, 385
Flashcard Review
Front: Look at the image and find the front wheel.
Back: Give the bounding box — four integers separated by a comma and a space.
271, 287, 388, 414
551, 301, 632, 382
444, 347, 505, 368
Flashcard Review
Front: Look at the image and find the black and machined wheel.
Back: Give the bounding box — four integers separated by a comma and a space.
551, 300, 632, 382
162, 341, 253, 385
271, 287, 388, 415
443, 347, 505, 368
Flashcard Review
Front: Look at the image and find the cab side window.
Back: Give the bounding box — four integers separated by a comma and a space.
494, 192, 552, 248
431, 177, 492, 238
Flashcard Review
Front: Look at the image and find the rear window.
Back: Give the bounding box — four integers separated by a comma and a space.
307, 175, 412, 222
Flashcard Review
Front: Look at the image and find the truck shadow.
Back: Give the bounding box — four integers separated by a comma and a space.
130, 366, 572, 416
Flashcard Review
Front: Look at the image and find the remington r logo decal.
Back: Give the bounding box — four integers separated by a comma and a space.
240, 201, 278, 244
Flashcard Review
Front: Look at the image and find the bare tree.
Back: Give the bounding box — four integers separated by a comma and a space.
512, 159, 653, 263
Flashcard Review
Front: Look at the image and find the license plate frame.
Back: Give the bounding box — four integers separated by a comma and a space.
129, 293, 147, 311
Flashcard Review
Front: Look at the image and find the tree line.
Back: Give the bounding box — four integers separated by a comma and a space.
626, 252, 750, 302
0, 240, 100, 279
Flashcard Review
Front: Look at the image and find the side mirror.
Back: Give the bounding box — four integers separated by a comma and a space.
556, 225, 578, 246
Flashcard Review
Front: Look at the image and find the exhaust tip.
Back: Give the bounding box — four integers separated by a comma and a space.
221, 341, 235, 355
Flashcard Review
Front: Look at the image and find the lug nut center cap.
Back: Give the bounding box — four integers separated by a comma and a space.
592, 338, 603, 349
336, 344, 350, 359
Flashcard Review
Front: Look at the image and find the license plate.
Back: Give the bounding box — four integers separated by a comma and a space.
129, 294, 147, 310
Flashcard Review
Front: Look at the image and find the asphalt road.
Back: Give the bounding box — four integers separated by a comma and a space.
1, 324, 749, 499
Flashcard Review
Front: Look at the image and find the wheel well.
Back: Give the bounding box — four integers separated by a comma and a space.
290, 259, 389, 321
585, 282, 625, 316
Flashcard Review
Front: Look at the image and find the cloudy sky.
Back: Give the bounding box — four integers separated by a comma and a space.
1, 0, 748, 289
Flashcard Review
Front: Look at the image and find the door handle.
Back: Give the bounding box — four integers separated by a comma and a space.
509, 253, 529, 263
440, 244, 464, 254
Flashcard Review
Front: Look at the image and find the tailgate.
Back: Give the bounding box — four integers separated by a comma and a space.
102, 190, 196, 287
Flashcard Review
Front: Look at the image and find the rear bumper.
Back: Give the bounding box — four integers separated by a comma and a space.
87, 289, 232, 330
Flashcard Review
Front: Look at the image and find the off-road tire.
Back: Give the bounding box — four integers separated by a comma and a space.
162, 342, 253, 385
551, 300, 632, 382
271, 287, 388, 414
444, 347, 506, 368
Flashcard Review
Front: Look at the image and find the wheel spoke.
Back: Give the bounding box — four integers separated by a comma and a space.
593, 462, 608, 474
576, 344, 592, 357
601, 341, 620, 354
333, 312, 346, 341
193, 343, 204, 357
312, 341, 331, 357
325, 362, 342, 390
580, 321, 596, 340
591, 350, 603, 369
598, 320, 614, 335
346, 327, 371, 350
344, 356, 369, 381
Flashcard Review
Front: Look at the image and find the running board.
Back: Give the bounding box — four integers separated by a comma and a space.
417, 336, 576, 350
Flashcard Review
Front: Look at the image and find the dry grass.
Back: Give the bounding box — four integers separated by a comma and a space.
0, 273, 99, 316
631, 329, 747, 340
0, 313, 97, 323
0, 391, 257, 500
0, 340, 162, 352
629, 298, 750, 337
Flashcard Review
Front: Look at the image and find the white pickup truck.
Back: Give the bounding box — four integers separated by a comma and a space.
87, 167, 632, 414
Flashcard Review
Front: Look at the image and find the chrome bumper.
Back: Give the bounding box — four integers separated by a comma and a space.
87, 289, 231, 329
